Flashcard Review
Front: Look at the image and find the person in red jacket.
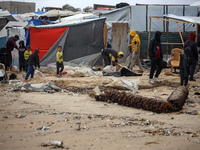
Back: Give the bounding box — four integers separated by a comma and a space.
6, 35, 19, 69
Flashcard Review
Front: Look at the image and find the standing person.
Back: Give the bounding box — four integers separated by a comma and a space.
148, 31, 163, 84
0, 46, 7, 67
24, 45, 32, 72
24, 49, 40, 81
126, 30, 143, 72
179, 47, 190, 86
184, 33, 198, 81
18, 41, 26, 71
6, 35, 19, 69
56, 46, 64, 77
101, 48, 124, 67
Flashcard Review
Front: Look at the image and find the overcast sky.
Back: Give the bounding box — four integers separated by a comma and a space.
5, 0, 199, 10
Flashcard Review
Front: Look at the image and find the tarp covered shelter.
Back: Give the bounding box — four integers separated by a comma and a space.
148, 14, 200, 59
27, 18, 105, 66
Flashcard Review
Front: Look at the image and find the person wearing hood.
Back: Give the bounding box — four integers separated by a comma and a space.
24, 49, 40, 81
148, 31, 163, 84
126, 30, 143, 73
179, 47, 190, 86
19, 40, 26, 71
6, 35, 19, 69
0, 46, 7, 67
101, 48, 124, 67
184, 33, 198, 81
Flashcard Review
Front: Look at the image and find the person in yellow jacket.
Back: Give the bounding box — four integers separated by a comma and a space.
126, 30, 143, 73
56, 46, 64, 77
24, 45, 32, 72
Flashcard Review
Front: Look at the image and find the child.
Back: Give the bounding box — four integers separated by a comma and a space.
24, 46, 32, 72
0, 46, 7, 67
179, 47, 190, 86
19, 41, 26, 71
24, 49, 40, 81
56, 46, 64, 77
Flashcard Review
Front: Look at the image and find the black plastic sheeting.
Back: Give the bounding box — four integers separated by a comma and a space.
103, 67, 142, 77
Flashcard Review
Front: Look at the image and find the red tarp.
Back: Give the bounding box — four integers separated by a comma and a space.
29, 26, 68, 60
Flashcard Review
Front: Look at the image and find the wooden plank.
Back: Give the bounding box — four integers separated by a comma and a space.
176, 22, 184, 46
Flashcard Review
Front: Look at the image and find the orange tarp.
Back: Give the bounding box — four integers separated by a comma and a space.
29, 26, 68, 60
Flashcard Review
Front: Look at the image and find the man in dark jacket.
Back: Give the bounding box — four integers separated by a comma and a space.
179, 47, 190, 86
148, 31, 163, 84
184, 33, 198, 81
6, 35, 19, 68
19, 40, 26, 71
0, 46, 7, 67
101, 48, 124, 67
24, 49, 40, 81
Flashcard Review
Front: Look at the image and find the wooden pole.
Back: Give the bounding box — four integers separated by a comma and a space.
166, 19, 169, 61
176, 22, 184, 46
148, 17, 151, 58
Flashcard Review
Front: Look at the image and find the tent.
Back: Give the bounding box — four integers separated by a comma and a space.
148, 14, 200, 59
27, 18, 106, 66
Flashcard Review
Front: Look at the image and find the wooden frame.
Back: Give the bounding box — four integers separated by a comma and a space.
148, 16, 199, 59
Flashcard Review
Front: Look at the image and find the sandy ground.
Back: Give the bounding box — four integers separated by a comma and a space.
0, 67, 200, 150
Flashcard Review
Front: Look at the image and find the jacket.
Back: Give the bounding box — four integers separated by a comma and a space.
19, 41, 26, 59
179, 47, 190, 77
184, 33, 198, 61
56, 51, 63, 63
27, 49, 40, 68
24, 50, 32, 60
6, 36, 18, 51
102, 48, 123, 66
0, 47, 7, 63
148, 31, 163, 59
129, 30, 140, 51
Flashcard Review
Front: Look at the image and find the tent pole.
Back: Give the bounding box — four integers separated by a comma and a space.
148, 17, 151, 58
196, 24, 198, 43
166, 19, 169, 61
176, 22, 184, 46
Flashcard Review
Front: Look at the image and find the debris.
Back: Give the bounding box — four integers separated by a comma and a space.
92, 90, 173, 113
144, 141, 159, 145
15, 114, 25, 118
167, 86, 189, 111
194, 92, 200, 95
41, 140, 64, 148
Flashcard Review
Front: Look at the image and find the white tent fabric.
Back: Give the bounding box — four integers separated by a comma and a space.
164, 14, 200, 24
101, 5, 198, 32
60, 13, 96, 23
40, 10, 77, 17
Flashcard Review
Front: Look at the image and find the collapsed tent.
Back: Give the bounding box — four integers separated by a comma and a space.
27, 18, 106, 66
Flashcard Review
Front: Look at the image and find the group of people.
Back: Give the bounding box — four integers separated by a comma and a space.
101, 30, 199, 86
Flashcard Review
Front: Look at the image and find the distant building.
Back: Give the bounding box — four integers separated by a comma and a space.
93, 4, 115, 10
0, 1, 35, 14
43, 7, 62, 12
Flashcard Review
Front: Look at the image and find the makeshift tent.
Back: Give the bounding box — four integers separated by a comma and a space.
27, 18, 105, 66
0, 9, 17, 30
101, 5, 198, 32
148, 14, 200, 59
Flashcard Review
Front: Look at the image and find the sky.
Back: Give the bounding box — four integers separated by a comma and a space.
3, 0, 199, 10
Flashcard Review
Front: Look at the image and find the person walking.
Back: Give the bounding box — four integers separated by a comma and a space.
56, 46, 64, 77
18, 41, 26, 71
184, 33, 198, 81
126, 30, 143, 72
24, 49, 40, 81
148, 31, 163, 84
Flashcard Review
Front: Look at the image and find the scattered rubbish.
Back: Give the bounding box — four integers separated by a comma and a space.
144, 141, 159, 145
9, 73, 17, 80
191, 109, 199, 115
34, 130, 46, 136
15, 114, 25, 118
36, 126, 50, 130
194, 92, 200, 95
186, 99, 198, 104
41, 140, 64, 148
10, 81, 61, 92
76, 122, 81, 131
194, 139, 200, 144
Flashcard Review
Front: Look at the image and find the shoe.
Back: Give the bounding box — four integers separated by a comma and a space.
190, 79, 196, 81
23, 79, 28, 82
148, 78, 154, 84
138, 70, 144, 73
154, 77, 160, 82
